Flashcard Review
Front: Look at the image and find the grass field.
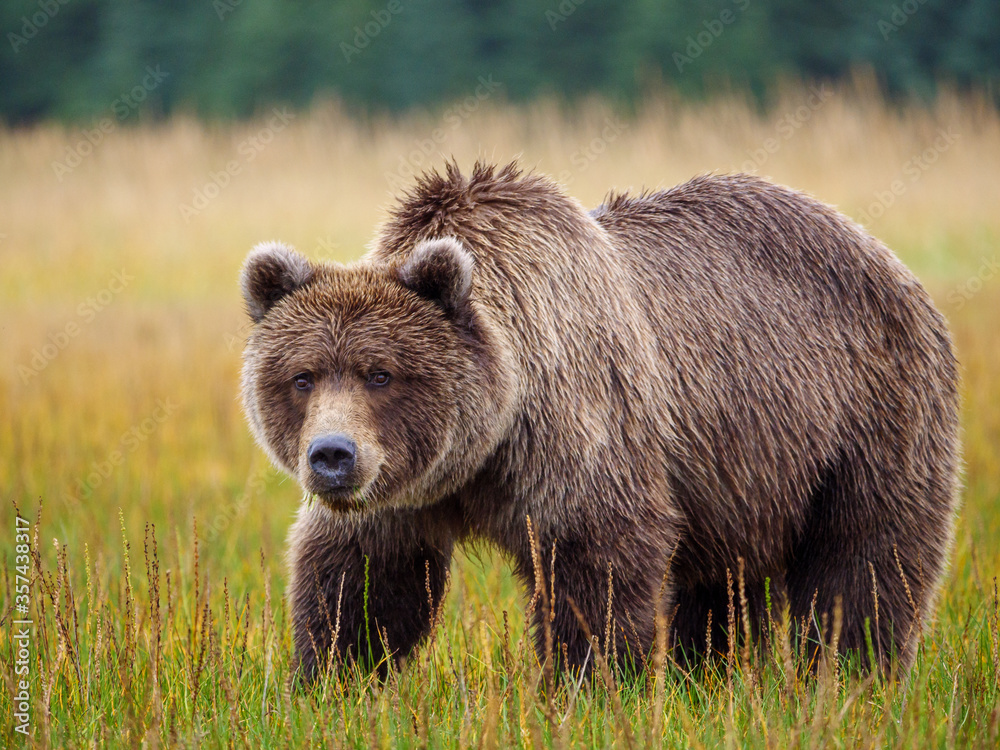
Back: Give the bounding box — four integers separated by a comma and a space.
1, 80, 999, 747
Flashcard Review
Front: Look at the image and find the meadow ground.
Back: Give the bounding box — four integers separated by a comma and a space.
1, 81, 999, 747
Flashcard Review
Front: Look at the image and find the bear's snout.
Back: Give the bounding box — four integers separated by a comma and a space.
307, 433, 357, 488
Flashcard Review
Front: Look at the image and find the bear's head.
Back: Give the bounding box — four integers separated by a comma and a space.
240, 238, 515, 513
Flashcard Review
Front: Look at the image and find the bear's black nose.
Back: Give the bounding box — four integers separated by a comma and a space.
308, 434, 357, 486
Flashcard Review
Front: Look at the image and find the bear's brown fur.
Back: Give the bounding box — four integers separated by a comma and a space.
240, 162, 959, 681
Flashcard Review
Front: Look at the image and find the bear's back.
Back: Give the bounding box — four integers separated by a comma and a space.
590, 173, 951, 378
589, 174, 958, 581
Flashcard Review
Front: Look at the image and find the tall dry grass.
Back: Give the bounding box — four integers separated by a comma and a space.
1, 79, 999, 746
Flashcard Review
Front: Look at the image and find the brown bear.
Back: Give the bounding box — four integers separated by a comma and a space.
240, 162, 959, 681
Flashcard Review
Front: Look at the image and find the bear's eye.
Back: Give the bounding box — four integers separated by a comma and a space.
367, 371, 392, 388
292, 372, 314, 391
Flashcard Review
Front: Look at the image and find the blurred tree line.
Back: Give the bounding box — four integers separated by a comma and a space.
1, 0, 997, 124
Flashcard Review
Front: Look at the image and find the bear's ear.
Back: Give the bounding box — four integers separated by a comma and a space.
240, 241, 314, 323
398, 237, 474, 321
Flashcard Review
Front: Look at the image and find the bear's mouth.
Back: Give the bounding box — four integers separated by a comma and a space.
313, 486, 368, 512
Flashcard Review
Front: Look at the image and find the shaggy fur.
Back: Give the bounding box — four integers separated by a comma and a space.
240, 162, 960, 681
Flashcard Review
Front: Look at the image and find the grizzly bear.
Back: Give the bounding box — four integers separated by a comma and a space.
240, 162, 959, 681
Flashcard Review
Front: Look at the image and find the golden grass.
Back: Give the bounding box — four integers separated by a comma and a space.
1, 79, 999, 746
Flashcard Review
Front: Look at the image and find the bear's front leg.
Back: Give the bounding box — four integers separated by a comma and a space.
519, 531, 671, 678
286, 503, 453, 682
